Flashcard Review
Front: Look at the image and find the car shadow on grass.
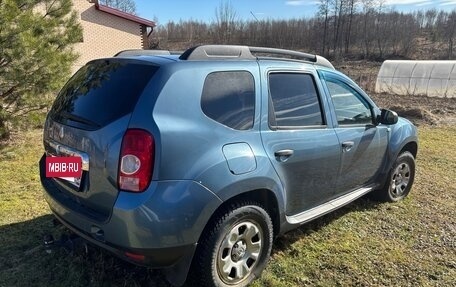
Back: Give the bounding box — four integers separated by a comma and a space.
0, 214, 170, 287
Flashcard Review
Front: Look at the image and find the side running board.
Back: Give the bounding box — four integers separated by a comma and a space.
286, 187, 373, 225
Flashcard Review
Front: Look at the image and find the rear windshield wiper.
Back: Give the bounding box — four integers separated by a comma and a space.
60, 111, 101, 128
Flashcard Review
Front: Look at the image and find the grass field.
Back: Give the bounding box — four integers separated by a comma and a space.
0, 126, 455, 287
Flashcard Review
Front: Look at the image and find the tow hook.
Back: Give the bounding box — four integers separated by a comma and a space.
43, 232, 88, 254
43, 234, 55, 254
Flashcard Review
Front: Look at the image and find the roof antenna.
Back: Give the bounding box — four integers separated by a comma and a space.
250, 11, 259, 22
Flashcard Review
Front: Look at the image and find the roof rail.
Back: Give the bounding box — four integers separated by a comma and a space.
179, 45, 334, 69
179, 45, 255, 60
249, 46, 316, 62
114, 49, 173, 57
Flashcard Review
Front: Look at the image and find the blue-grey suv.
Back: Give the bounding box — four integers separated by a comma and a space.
40, 45, 418, 287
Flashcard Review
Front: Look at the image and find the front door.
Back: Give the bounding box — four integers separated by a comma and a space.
321, 72, 389, 194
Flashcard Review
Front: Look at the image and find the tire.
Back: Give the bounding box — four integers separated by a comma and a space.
372, 151, 416, 202
188, 201, 273, 287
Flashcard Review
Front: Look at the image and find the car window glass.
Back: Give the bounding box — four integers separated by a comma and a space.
50, 60, 158, 129
201, 71, 255, 130
325, 80, 372, 125
269, 73, 324, 128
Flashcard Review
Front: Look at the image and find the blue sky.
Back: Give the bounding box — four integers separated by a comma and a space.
135, 0, 456, 25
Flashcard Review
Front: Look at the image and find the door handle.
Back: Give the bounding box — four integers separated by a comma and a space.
342, 141, 355, 152
274, 149, 294, 162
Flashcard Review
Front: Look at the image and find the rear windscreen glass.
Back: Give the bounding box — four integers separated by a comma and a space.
50, 60, 158, 129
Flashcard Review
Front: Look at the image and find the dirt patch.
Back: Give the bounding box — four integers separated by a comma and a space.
335, 60, 382, 92
370, 93, 456, 126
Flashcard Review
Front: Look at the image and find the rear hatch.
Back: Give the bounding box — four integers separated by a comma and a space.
43, 58, 158, 221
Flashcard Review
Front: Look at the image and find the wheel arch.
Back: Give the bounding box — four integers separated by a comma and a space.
200, 188, 283, 243
400, 141, 418, 158
387, 139, 418, 173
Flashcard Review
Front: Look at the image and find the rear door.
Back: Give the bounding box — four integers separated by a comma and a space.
319, 71, 389, 194
259, 64, 341, 215
43, 59, 158, 220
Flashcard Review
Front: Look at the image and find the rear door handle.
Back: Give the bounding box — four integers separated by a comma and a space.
274, 149, 294, 162
342, 141, 355, 152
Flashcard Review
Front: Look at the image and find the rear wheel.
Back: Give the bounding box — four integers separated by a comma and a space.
373, 151, 416, 202
189, 202, 273, 287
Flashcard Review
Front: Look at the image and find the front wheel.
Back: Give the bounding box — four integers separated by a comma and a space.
189, 202, 273, 287
373, 151, 416, 202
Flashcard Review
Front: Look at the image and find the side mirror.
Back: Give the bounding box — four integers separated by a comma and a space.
378, 109, 398, 125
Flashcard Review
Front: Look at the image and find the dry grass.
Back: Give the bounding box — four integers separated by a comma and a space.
0, 125, 455, 286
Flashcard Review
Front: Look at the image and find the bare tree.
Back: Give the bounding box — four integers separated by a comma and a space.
345, 0, 357, 53
425, 9, 437, 29
360, 0, 375, 58
99, 0, 136, 15
448, 11, 456, 59
215, 0, 238, 44
331, 0, 339, 54
375, 1, 387, 58
415, 10, 425, 29
318, 0, 331, 55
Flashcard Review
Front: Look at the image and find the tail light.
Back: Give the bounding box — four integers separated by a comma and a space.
118, 129, 154, 192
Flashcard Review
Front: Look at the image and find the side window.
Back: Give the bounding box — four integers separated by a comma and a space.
201, 71, 255, 130
325, 80, 373, 125
269, 73, 324, 128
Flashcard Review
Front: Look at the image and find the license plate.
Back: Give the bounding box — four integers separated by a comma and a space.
46, 155, 83, 188
58, 176, 81, 188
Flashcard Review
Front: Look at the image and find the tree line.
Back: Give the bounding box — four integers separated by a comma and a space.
151, 1, 456, 60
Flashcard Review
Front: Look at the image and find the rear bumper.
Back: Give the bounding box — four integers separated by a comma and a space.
52, 211, 196, 267
39, 154, 222, 268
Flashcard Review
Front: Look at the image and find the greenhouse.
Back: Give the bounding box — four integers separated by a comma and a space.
375, 60, 456, 98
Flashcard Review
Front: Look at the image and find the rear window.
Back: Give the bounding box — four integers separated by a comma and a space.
201, 71, 255, 130
50, 60, 158, 129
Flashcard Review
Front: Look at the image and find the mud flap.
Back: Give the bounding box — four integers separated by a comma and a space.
163, 243, 197, 287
